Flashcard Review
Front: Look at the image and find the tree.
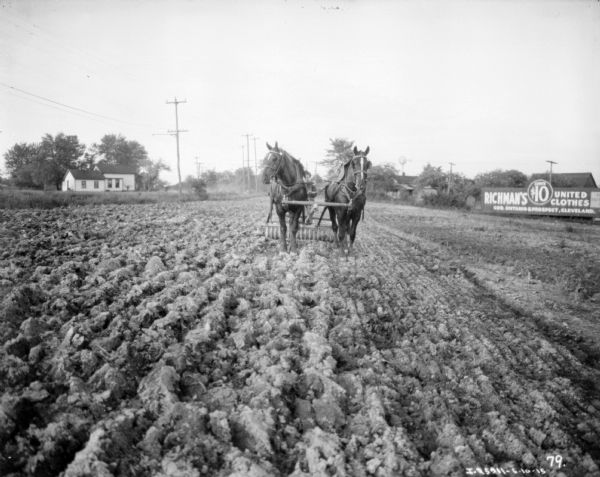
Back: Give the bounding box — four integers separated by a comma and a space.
4, 133, 84, 189
183, 175, 208, 199
322, 138, 354, 178
4, 143, 40, 187
474, 169, 527, 188
89, 134, 148, 171
416, 164, 447, 190
200, 170, 218, 188
78, 151, 97, 170
39, 133, 85, 189
367, 163, 400, 194
138, 158, 170, 191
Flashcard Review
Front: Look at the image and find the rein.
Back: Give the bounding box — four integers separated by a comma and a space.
269, 152, 310, 188
341, 155, 368, 200
267, 150, 309, 207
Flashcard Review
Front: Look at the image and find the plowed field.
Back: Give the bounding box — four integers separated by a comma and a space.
1, 198, 599, 477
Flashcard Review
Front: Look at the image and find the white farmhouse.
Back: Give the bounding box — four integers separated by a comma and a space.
62, 169, 107, 192
94, 164, 136, 191
62, 165, 137, 192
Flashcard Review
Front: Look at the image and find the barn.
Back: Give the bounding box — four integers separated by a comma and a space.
61, 169, 106, 192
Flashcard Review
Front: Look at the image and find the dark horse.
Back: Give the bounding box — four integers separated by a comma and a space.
262, 142, 310, 253
318, 146, 371, 255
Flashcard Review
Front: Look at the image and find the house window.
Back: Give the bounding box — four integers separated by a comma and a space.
115, 179, 120, 188
81, 180, 86, 189
94, 180, 99, 189
107, 179, 112, 188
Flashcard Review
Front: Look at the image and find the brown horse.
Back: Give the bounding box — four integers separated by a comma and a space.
318, 146, 371, 255
262, 142, 310, 253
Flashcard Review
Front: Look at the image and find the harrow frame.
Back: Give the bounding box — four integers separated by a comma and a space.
264, 198, 352, 241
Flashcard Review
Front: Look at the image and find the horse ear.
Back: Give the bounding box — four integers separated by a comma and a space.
275, 141, 279, 151
353, 146, 358, 155
365, 146, 370, 155
266, 142, 273, 151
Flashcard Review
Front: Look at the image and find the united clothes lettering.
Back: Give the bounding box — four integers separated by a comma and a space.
482, 181, 599, 218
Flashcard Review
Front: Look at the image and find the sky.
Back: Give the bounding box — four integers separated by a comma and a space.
1, 0, 599, 184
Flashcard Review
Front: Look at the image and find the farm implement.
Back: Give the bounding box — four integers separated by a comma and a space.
264, 197, 351, 241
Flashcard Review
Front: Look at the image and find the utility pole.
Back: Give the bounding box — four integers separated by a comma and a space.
242, 134, 252, 193
166, 97, 187, 197
241, 144, 246, 190
195, 156, 202, 179
448, 162, 455, 192
252, 136, 259, 192
546, 160, 557, 185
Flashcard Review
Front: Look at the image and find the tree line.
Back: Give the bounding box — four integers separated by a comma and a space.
3, 134, 565, 204
3, 133, 169, 191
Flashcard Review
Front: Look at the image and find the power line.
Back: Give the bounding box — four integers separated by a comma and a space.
2, 12, 113, 70
2, 87, 127, 128
0, 81, 157, 129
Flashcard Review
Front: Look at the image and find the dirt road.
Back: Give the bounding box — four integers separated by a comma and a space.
1, 198, 598, 476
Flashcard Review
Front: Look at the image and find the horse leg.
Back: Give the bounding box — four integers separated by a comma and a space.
266, 197, 274, 223
277, 209, 287, 252
348, 209, 361, 255
289, 207, 301, 253
337, 211, 349, 256
328, 206, 339, 246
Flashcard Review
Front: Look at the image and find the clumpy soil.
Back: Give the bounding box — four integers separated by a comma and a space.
0, 199, 598, 476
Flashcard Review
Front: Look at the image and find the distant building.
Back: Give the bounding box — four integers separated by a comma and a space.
62, 165, 137, 192
386, 174, 418, 199
529, 172, 597, 188
94, 164, 136, 191
62, 169, 106, 192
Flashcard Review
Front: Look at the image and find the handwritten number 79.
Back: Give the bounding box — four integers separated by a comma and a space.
546, 455, 563, 468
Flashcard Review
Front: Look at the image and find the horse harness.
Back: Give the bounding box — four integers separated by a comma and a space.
266, 150, 310, 208
332, 155, 369, 207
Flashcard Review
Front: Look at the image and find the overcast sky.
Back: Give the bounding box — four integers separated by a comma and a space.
1, 0, 599, 184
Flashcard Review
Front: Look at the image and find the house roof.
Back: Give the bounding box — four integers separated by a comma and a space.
95, 164, 137, 175
530, 172, 597, 188
66, 169, 105, 181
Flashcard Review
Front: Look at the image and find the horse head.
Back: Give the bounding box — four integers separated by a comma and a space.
351, 145, 371, 191
262, 142, 306, 187
262, 142, 283, 184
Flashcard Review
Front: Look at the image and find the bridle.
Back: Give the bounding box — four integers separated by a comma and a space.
266, 149, 308, 188
349, 154, 368, 192
265, 150, 285, 182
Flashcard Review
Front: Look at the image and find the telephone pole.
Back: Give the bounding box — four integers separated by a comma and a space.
448, 162, 455, 192
252, 136, 259, 192
242, 134, 252, 193
166, 97, 187, 196
546, 160, 557, 185
241, 144, 246, 190
195, 156, 202, 179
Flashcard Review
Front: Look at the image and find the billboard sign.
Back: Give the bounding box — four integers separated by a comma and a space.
483, 180, 600, 217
